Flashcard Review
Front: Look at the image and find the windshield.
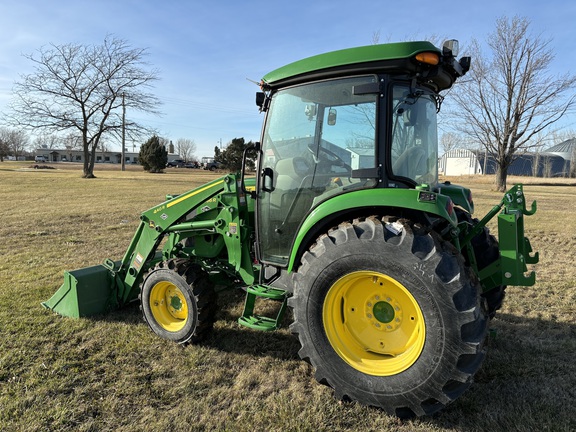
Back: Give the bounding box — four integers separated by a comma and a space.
258, 76, 378, 265
390, 85, 438, 184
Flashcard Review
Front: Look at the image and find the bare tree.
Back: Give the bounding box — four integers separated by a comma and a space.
62, 132, 83, 150
176, 138, 197, 161
4, 36, 161, 178
550, 129, 576, 146
571, 145, 576, 178
542, 156, 554, 178
0, 127, 28, 160
0, 129, 9, 161
11, 130, 28, 158
451, 16, 576, 191
33, 133, 61, 150
440, 132, 462, 154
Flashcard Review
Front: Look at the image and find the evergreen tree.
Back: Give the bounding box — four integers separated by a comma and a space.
139, 135, 168, 173
214, 145, 222, 164
216, 137, 255, 172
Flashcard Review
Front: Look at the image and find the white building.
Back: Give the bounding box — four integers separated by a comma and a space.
34, 147, 182, 165
439, 149, 483, 176
439, 140, 574, 177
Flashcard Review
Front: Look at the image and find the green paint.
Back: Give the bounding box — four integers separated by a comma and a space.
45, 39, 538, 336
287, 188, 457, 271
263, 41, 439, 86
373, 302, 395, 324
170, 295, 182, 311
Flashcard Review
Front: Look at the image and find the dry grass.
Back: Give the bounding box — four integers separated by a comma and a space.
1, 161, 574, 431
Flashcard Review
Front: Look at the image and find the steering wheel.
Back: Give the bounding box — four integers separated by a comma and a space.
308, 143, 352, 174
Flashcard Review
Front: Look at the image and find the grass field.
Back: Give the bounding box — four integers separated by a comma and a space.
1, 161, 574, 431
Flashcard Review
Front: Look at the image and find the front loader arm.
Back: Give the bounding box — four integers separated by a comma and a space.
115, 174, 257, 303
115, 177, 228, 303
44, 174, 255, 318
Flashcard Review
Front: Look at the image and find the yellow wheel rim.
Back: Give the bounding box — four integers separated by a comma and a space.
149, 281, 189, 332
323, 271, 425, 376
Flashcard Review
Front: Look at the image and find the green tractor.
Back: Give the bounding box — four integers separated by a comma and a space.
44, 40, 538, 417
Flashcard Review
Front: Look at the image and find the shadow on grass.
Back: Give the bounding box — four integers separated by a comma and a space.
204, 326, 301, 361
430, 311, 576, 429
84, 288, 302, 362
205, 288, 301, 361
90, 301, 143, 324
80, 289, 576, 428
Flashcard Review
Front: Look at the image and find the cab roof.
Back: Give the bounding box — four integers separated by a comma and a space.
262, 41, 441, 88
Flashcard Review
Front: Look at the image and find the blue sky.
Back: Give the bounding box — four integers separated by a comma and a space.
1, 0, 575, 158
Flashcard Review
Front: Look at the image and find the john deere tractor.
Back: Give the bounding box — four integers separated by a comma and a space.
44, 40, 538, 417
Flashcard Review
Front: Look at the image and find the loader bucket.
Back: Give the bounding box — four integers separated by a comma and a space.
42, 264, 119, 318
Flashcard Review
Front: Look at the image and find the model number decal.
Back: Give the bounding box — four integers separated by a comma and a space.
413, 262, 435, 283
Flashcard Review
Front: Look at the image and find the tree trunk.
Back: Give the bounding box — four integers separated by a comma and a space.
495, 163, 508, 192
82, 140, 91, 178
82, 164, 95, 177
82, 143, 97, 178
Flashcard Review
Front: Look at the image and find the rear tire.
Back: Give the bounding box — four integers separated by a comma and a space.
140, 258, 216, 344
289, 216, 488, 418
457, 210, 506, 318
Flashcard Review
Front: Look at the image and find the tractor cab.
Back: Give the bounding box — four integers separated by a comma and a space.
253, 41, 468, 266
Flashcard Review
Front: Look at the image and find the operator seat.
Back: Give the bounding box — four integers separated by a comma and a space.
393, 146, 427, 179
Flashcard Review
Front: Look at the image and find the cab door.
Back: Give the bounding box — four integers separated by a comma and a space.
256, 76, 379, 266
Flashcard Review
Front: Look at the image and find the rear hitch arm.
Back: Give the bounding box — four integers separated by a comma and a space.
496, 184, 539, 285
461, 184, 539, 290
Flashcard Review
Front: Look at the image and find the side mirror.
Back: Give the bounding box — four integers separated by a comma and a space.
241, 142, 260, 199
327, 108, 337, 126
305, 104, 317, 120
261, 167, 275, 193
256, 92, 265, 108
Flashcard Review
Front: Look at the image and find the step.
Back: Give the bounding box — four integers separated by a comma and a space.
246, 284, 287, 300
238, 314, 280, 331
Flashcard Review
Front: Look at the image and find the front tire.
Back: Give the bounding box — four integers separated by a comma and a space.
140, 259, 216, 344
289, 216, 488, 418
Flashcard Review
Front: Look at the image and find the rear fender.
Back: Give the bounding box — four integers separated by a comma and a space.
287, 188, 457, 272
